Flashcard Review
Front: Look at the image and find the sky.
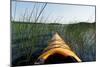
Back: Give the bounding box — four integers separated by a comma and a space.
11, 1, 95, 24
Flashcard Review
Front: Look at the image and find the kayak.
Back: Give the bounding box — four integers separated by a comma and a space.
34, 32, 81, 64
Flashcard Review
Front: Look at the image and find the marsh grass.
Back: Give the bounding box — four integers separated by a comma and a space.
11, 22, 96, 66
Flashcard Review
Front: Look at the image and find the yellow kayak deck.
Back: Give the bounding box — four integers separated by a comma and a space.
34, 32, 81, 64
